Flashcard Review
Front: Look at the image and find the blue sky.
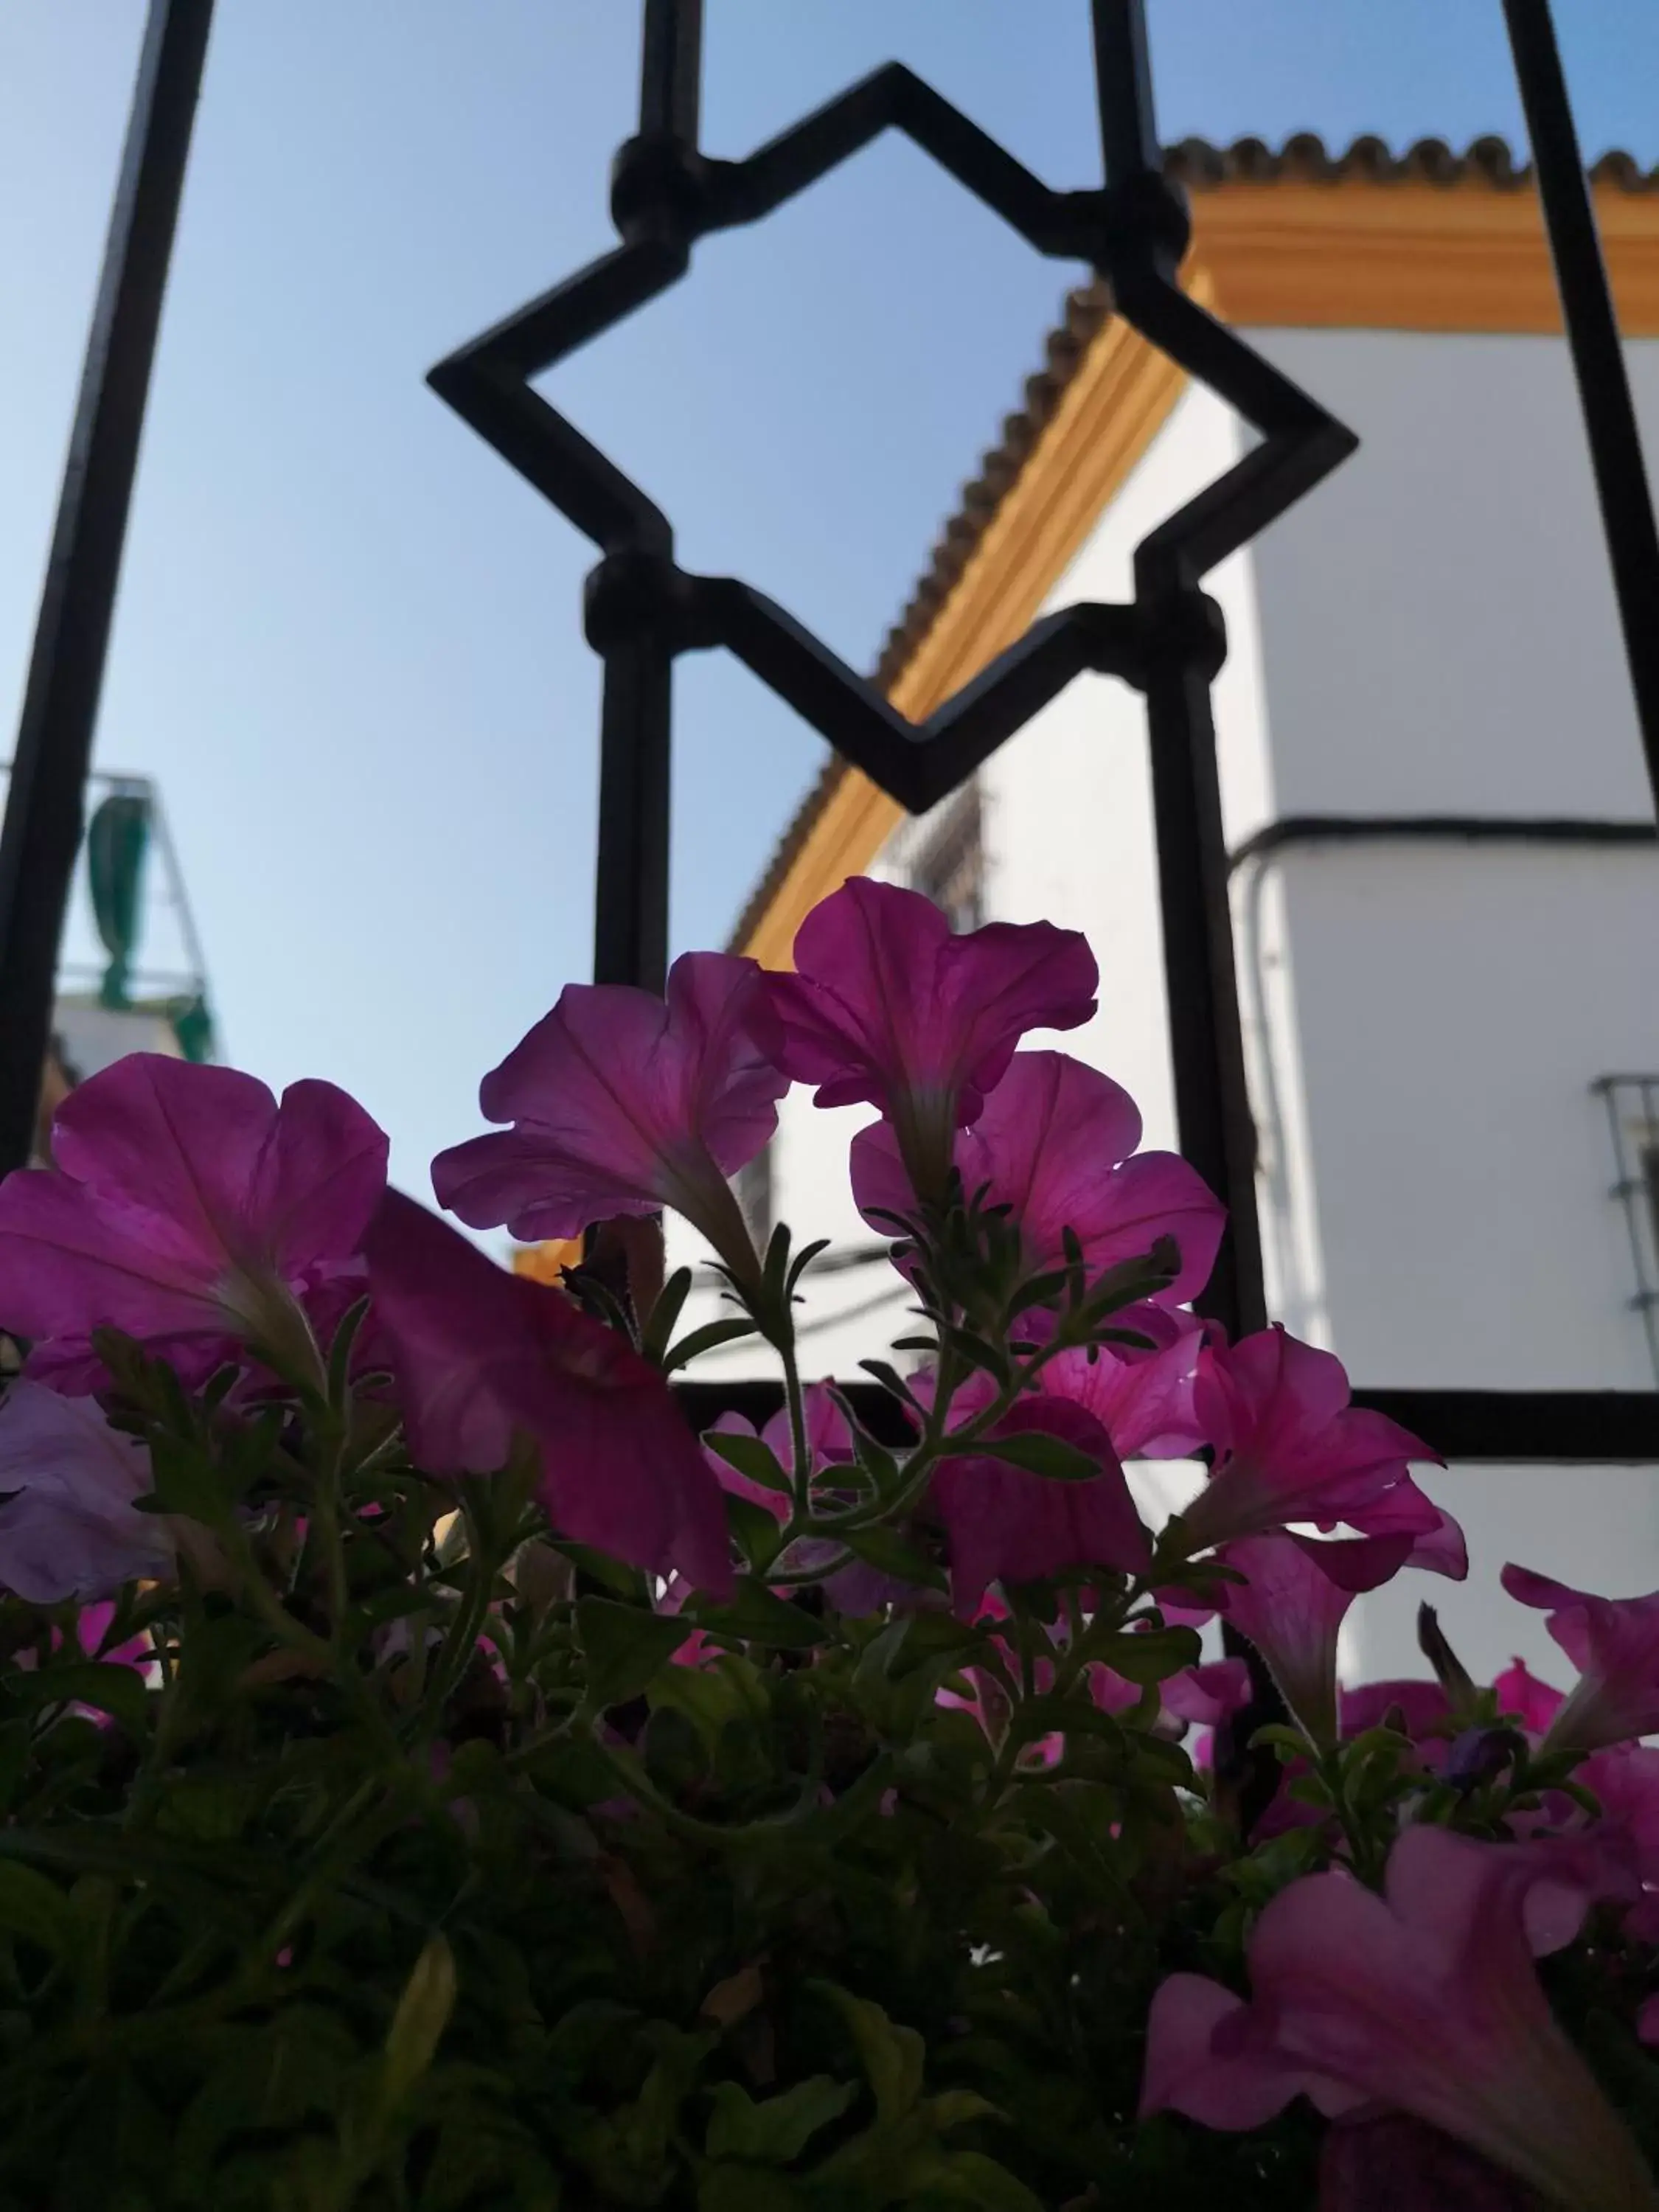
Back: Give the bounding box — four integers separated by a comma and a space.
3, 1, 1658, 1198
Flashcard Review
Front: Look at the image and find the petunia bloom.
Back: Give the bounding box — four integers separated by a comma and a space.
1213, 1530, 1447, 1747
1500, 1565, 1659, 1759
0, 1380, 175, 1604
1141, 1823, 1655, 2212
1035, 1310, 1208, 1460
1178, 1327, 1463, 1571
432, 952, 786, 1276
364, 1192, 733, 1598
852, 1051, 1222, 1307
931, 1391, 1150, 1618
0, 1054, 388, 1381
769, 880, 1096, 1197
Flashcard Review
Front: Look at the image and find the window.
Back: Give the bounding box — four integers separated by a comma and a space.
1593, 1074, 1659, 1382
909, 784, 984, 934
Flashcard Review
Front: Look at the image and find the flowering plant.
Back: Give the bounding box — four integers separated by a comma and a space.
0, 880, 1651, 2210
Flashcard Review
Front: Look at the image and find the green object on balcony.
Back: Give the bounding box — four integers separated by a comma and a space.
86, 790, 150, 1009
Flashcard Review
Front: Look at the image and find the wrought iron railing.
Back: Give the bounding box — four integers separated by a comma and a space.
1, 0, 1656, 1472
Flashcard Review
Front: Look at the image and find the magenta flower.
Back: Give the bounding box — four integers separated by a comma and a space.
1214, 1530, 1445, 1747
432, 952, 786, 1272
933, 1392, 1150, 1618
0, 1054, 388, 1376
364, 1192, 733, 1598
1501, 1565, 1659, 1759
852, 1051, 1222, 1306
0, 1380, 174, 1604
770, 880, 1097, 1194
1037, 1310, 1208, 1460
1141, 1823, 1655, 2211
1493, 1656, 1566, 1739
1179, 1327, 1462, 1569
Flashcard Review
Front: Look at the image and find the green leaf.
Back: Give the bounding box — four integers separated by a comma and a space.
382, 1934, 456, 2104
575, 1598, 690, 1706
1092, 1626, 1201, 1685
704, 1430, 793, 1497
664, 1319, 760, 1374
705, 2076, 857, 2163
696, 1579, 830, 1651
841, 1523, 946, 1593
724, 1491, 785, 1575
815, 1985, 926, 2124
971, 1432, 1104, 1483
700, 2168, 810, 2212
905, 2147, 1045, 2211
0, 1860, 69, 1957
641, 1266, 695, 1366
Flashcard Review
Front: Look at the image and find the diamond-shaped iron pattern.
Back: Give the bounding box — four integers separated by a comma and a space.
433, 0, 1659, 1466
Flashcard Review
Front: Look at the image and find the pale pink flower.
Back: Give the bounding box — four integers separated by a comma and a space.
1212, 1530, 1450, 1746
852, 1051, 1222, 1305
932, 1391, 1150, 1618
0, 1055, 387, 1375
0, 1380, 173, 1603
364, 1192, 733, 1598
1179, 1327, 1462, 1569
1141, 1823, 1655, 2211
1493, 1655, 1566, 1738
1040, 1312, 1209, 1459
769, 880, 1096, 1194
433, 952, 785, 1270
1501, 1565, 1659, 1758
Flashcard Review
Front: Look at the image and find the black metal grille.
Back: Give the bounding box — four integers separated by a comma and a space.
1596, 1075, 1659, 1385
1, 0, 1657, 1471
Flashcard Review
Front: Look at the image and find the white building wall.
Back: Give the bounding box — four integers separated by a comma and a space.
1237, 325, 1659, 1688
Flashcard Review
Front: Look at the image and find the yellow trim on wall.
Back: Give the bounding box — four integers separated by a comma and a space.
737, 175, 1659, 966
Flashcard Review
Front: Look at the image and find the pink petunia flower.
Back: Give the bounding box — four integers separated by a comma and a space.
1178, 1327, 1463, 1571
364, 1192, 733, 1598
1318, 2114, 1562, 2211
0, 1054, 388, 1380
1500, 1565, 1659, 1759
1141, 1823, 1655, 2212
1493, 1655, 1566, 1739
1035, 1311, 1209, 1460
0, 1380, 175, 1604
852, 1051, 1222, 1307
769, 880, 1096, 1197
1211, 1530, 1450, 1747
931, 1391, 1150, 1618
432, 952, 786, 1274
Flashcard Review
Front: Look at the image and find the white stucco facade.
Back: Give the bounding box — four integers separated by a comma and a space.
692, 319, 1659, 1694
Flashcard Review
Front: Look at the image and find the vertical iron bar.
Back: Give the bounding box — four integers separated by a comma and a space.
592, 637, 673, 992
1144, 654, 1268, 1341
0, 0, 213, 1174
638, 0, 703, 143
1089, 0, 1161, 184
1503, 0, 1659, 818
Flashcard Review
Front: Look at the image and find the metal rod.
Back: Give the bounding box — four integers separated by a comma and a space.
1503, 0, 1659, 818
1089, 0, 1161, 185
1143, 652, 1268, 1341
0, 0, 213, 1172
637, 0, 703, 144
592, 636, 673, 992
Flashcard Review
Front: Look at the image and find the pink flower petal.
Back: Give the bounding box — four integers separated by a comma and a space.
0, 1381, 172, 1603
932, 1394, 1149, 1618
771, 880, 1096, 1132
434, 952, 785, 1251
365, 1192, 734, 1597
